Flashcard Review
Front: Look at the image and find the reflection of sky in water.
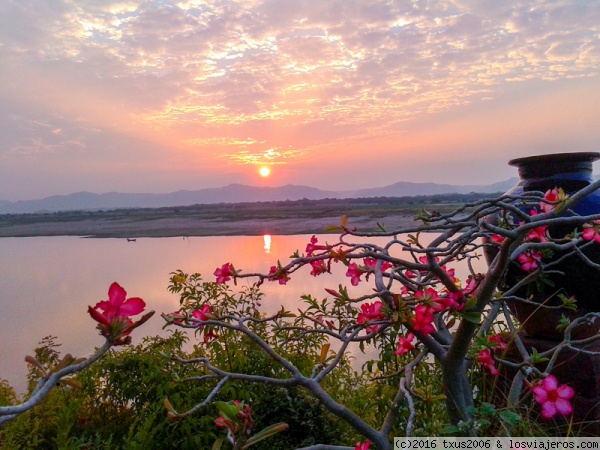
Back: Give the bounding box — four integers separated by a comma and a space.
0, 234, 487, 394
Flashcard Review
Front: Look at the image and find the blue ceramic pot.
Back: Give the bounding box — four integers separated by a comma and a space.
492, 152, 600, 339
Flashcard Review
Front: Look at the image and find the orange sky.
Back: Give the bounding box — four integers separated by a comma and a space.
1, 0, 599, 200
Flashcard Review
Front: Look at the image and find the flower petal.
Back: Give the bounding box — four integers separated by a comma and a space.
542, 374, 558, 391
532, 386, 548, 403
108, 282, 127, 307
554, 398, 573, 416
557, 384, 575, 400
119, 297, 146, 317
94, 300, 111, 312
88, 305, 110, 326
541, 401, 557, 419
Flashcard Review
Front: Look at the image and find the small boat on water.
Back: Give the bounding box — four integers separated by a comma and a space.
126, 238, 137, 242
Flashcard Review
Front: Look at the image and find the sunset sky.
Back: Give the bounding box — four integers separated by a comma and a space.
1, 0, 599, 201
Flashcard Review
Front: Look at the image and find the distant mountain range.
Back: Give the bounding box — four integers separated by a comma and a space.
0, 179, 519, 214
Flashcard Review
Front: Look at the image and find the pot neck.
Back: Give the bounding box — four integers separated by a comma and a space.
509, 153, 599, 182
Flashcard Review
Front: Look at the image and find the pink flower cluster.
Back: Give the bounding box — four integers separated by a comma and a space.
407, 286, 468, 338
268, 265, 291, 285
168, 305, 218, 343
357, 301, 385, 333
512, 188, 563, 272
346, 258, 393, 286
517, 250, 542, 272
355, 441, 370, 450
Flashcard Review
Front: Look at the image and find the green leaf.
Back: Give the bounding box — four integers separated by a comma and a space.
212, 438, 224, 450
242, 423, 289, 449
460, 310, 481, 324
478, 402, 496, 416
530, 348, 549, 364
440, 425, 461, 436
558, 294, 578, 311
415, 209, 431, 223
557, 314, 571, 331
498, 410, 521, 426
214, 401, 241, 421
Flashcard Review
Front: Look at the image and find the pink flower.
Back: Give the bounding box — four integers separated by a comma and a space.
411, 304, 436, 336
355, 441, 370, 450
540, 188, 563, 215
306, 235, 328, 255
527, 226, 549, 243
325, 288, 342, 299
414, 288, 444, 312
363, 257, 393, 282
443, 266, 458, 282
90, 282, 145, 325
192, 305, 212, 321
394, 333, 415, 355
442, 277, 477, 311
203, 329, 219, 343
363, 257, 393, 272
268, 265, 290, 285
357, 301, 385, 332
582, 221, 600, 243
477, 349, 499, 376
418, 255, 434, 265
491, 234, 506, 245
531, 375, 575, 419
464, 276, 479, 294
88, 282, 152, 345
517, 250, 542, 272
316, 315, 336, 330
489, 333, 507, 351
441, 290, 466, 311
310, 259, 329, 276
214, 263, 235, 284
346, 262, 363, 286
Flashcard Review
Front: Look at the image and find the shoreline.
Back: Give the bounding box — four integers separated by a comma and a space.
0, 196, 476, 238
0, 212, 420, 238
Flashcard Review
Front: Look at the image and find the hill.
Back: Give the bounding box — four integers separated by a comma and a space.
0, 179, 518, 214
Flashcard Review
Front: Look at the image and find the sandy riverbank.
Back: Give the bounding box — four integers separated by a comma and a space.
0, 212, 420, 238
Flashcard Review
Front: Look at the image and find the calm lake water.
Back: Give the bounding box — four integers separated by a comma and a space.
0, 234, 362, 393
1, 234, 486, 394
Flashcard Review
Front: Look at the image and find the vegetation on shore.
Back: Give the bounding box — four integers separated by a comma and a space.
0, 192, 501, 238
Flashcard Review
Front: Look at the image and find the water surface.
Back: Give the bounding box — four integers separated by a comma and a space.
1, 233, 485, 394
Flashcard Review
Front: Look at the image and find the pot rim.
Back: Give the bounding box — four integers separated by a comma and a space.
509, 152, 600, 167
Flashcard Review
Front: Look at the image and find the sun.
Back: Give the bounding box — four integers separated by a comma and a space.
259, 166, 271, 177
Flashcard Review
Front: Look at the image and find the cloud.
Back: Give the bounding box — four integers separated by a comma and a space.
1, 0, 599, 198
